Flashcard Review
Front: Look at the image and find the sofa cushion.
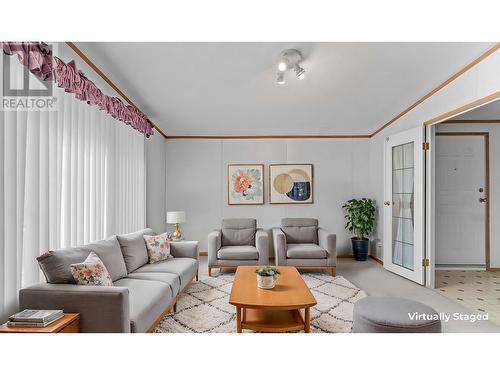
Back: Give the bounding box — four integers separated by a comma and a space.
81, 237, 128, 281
70, 252, 114, 286
114, 278, 173, 333
281, 218, 318, 244
37, 236, 127, 284
117, 228, 155, 273
286, 243, 327, 259
134, 258, 198, 291
218, 246, 259, 260
127, 272, 181, 296
144, 233, 172, 264
221, 218, 256, 246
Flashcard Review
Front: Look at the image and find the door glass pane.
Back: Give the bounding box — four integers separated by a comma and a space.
392, 142, 414, 270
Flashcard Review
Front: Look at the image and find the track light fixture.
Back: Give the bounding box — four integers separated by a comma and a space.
276, 49, 306, 85
277, 71, 285, 85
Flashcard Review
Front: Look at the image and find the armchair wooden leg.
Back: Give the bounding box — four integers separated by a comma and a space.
208, 266, 212, 277
196, 271, 199, 281
173, 302, 177, 313
331, 267, 336, 277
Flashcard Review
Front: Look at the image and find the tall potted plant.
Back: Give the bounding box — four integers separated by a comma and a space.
342, 198, 376, 261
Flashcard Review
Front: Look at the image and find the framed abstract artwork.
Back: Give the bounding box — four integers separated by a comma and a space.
227, 164, 265, 205
269, 164, 313, 204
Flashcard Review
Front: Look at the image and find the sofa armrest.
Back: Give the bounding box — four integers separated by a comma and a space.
272, 228, 287, 266
208, 230, 222, 266
318, 228, 337, 266
255, 229, 269, 265
170, 241, 199, 260
19, 283, 130, 333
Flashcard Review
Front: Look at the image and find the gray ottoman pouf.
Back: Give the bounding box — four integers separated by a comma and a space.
353, 296, 442, 333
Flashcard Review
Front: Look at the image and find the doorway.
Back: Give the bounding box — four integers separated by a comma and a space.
434, 131, 490, 269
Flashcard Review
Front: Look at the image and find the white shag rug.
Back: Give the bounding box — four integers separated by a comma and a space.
154, 272, 367, 333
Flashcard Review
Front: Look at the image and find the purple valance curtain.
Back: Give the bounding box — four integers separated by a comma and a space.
0, 42, 154, 137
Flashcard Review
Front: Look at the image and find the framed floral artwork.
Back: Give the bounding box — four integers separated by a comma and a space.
227, 164, 264, 205
269, 164, 313, 204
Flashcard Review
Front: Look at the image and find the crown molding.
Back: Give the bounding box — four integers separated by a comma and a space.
166, 134, 370, 139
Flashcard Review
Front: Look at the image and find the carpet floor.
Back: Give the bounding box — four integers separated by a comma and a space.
154, 273, 367, 333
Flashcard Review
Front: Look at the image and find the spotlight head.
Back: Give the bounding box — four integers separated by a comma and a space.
277, 71, 285, 85
295, 64, 305, 80
277, 61, 287, 72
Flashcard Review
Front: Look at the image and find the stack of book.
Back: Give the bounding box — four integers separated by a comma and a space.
7, 309, 64, 327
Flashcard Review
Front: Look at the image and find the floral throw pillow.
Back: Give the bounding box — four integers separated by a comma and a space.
69, 252, 113, 286
144, 233, 172, 264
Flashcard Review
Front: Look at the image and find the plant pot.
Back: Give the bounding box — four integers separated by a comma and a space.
351, 237, 369, 261
257, 274, 276, 289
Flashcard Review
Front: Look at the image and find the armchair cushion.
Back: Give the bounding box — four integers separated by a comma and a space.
281, 218, 318, 244
218, 245, 259, 260
286, 243, 327, 259
221, 218, 256, 246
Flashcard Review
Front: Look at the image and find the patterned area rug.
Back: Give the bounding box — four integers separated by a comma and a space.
154, 273, 367, 333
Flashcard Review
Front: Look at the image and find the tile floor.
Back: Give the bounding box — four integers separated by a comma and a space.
436, 270, 500, 326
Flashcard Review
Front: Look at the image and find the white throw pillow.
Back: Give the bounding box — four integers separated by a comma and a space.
70, 251, 113, 286
143, 233, 172, 264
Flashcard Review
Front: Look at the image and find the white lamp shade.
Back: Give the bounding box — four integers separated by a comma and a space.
167, 211, 186, 224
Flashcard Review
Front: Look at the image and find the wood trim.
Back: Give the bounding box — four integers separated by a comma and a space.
489, 268, 500, 272
434, 132, 491, 271
166, 135, 370, 139
371, 43, 500, 137
424, 91, 500, 126
442, 120, 500, 124
199, 251, 208, 256
146, 273, 196, 332
65, 42, 167, 139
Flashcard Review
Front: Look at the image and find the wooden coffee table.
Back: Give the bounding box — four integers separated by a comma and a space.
229, 266, 316, 333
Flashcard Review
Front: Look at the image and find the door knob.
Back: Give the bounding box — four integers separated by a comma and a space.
384, 201, 391, 206
479, 197, 487, 203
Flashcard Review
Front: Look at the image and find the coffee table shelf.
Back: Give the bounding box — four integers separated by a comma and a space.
229, 266, 316, 333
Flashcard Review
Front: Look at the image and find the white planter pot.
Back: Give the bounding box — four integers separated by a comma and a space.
257, 274, 276, 289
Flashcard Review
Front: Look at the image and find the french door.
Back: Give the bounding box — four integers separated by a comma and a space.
383, 126, 425, 285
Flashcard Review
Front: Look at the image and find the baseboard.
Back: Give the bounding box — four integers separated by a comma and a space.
489, 268, 500, 272
370, 255, 384, 265
199, 251, 384, 265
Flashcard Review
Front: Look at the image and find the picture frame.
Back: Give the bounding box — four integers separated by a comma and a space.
227, 164, 265, 205
269, 163, 314, 204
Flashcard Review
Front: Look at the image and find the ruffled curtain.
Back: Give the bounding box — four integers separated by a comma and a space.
0, 42, 154, 137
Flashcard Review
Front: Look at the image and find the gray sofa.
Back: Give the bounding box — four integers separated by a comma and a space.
272, 218, 337, 276
207, 218, 269, 276
19, 228, 199, 333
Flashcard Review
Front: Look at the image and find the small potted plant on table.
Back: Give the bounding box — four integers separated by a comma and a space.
342, 198, 376, 261
255, 266, 280, 289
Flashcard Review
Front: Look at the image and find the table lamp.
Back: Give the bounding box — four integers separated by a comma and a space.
167, 211, 186, 241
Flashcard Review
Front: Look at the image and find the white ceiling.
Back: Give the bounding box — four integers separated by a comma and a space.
453, 98, 500, 120
76, 42, 494, 136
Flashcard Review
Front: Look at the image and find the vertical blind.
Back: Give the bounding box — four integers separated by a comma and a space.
0, 55, 146, 321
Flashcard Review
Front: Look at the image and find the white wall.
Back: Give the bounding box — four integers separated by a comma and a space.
166, 138, 372, 256
369, 51, 500, 263
435, 123, 500, 267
